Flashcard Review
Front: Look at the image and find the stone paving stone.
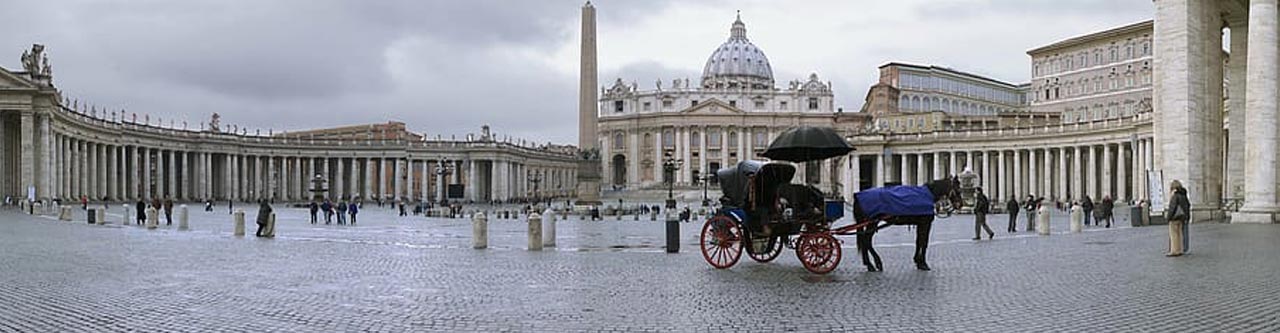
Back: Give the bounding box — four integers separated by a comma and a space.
0, 205, 1276, 332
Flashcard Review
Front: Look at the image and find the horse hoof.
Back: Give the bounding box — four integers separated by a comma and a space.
916, 263, 931, 271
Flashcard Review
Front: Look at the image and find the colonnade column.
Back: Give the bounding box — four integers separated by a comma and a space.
1087, 145, 1098, 199
1103, 143, 1113, 199
850, 155, 861, 194
1057, 147, 1068, 202
916, 153, 926, 185
1236, 0, 1280, 222
931, 152, 942, 180
899, 154, 909, 185
874, 153, 885, 188
1042, 148, 1052, 201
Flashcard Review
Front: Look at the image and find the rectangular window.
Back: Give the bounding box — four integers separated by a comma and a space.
662, 131, 674, 148
754, 101, 765, 109
728, 100, 736, 108
808, 98, 819, 110
662, 100, 673, 108
613, 100, 624, 113
642, 102, 651, 111
709, 132, 722, 146
691, 100, 699, 107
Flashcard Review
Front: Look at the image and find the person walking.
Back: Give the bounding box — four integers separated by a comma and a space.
1081, 195, 1094, 226
309, 201, 319, 224
973, 188, 994, 240
348, 201, 359, 225
321, 200, 333, 224
204, 199, 213, 212
163, 197, 174, 226
255, 199, 273, 237
1099, 195, 1115, 228
228, 199, 233, 214
1164, 180, 1191, 257
398, 200, 407, 217
1005, 196, 1019, 233
135, 199, 147, 225
337, 199, 348, 225
1023, 194, 1037, 232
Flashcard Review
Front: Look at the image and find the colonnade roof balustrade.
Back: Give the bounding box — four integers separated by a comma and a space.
48, 104, 579, 163
848, 111, 1152, 151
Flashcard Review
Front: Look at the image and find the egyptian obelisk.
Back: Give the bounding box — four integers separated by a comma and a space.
575, 1, 602, 205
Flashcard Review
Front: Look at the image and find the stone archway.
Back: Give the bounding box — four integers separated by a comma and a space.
612, 154, 626, 186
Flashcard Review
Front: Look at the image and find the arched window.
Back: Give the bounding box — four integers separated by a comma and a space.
690, 131, 700, 148
613, 133, 624, 150
662, 130, 674, 148
729, 132, 738, 148
643, 133, 653, 148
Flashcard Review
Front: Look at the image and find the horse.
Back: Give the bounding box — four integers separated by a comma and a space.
852, 179, 962, 272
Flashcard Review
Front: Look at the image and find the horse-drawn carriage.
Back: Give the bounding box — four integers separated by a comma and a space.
699, 127, 961, 274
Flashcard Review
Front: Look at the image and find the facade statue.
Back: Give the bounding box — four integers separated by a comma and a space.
655, 79, 662, 91
209, 113, 222, 133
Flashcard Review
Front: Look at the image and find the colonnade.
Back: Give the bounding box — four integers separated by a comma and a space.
0, 104, 578, 204
844, 137, 1156, 205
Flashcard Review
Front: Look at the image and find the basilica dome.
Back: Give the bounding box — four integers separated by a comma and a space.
701, 14, 774, 90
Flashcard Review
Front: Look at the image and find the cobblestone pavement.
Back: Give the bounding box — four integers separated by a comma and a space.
2, 203, 1278, 332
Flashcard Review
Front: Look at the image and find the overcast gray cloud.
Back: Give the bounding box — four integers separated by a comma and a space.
0, 0, 1151, 144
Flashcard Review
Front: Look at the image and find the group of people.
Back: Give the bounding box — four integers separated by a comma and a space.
133, 197, 175, 226
310, 199, 358, 225
970, 179, 1193, 258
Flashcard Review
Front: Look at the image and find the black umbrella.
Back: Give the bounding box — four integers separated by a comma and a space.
761, 126, 855, 162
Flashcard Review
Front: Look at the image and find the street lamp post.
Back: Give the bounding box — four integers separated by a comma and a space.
700, 173, 713, 207
527, 170, 542, 206
662, 152, 683, 210
436, 158, 454, 205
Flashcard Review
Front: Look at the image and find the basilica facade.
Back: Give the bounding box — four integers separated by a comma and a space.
596, 16, 838, 191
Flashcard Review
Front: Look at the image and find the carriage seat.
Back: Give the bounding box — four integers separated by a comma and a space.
776, 184, 824, 219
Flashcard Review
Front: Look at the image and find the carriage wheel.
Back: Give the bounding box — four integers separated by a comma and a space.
700, 215, 743, 269
747, 236, 784, 263
795, 233, 842, 274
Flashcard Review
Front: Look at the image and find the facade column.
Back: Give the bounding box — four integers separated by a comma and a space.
850, 155, 861, 194
980, 151, 990, 193
1237, 0, 1280, 222
996, 151, 1006, 201
947, 151, 958, 177
19, 112, 36, 200
1028, 148, 1039, 197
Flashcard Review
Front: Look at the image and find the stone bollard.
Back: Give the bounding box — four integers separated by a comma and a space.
651, 211, 657, 221
96, 208, 106, 225
543, 208, 556, 247
634, 213, 639, 221
59, 206, 72, 221
472, 212, 488, 249
528, 212, 543, 251
233, 209, 246, 236
665, 210, 679, 253
122, 204, 132, 225
178, 205, 190, 231
1036, 205, 1050, 235
146, 207, 159, 229
1069, 204, 1083, 233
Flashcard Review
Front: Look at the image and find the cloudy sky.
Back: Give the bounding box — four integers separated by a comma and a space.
1, 0, 1151, 144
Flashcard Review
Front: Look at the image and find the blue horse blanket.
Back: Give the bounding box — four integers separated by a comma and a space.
854, 186, 936, 218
